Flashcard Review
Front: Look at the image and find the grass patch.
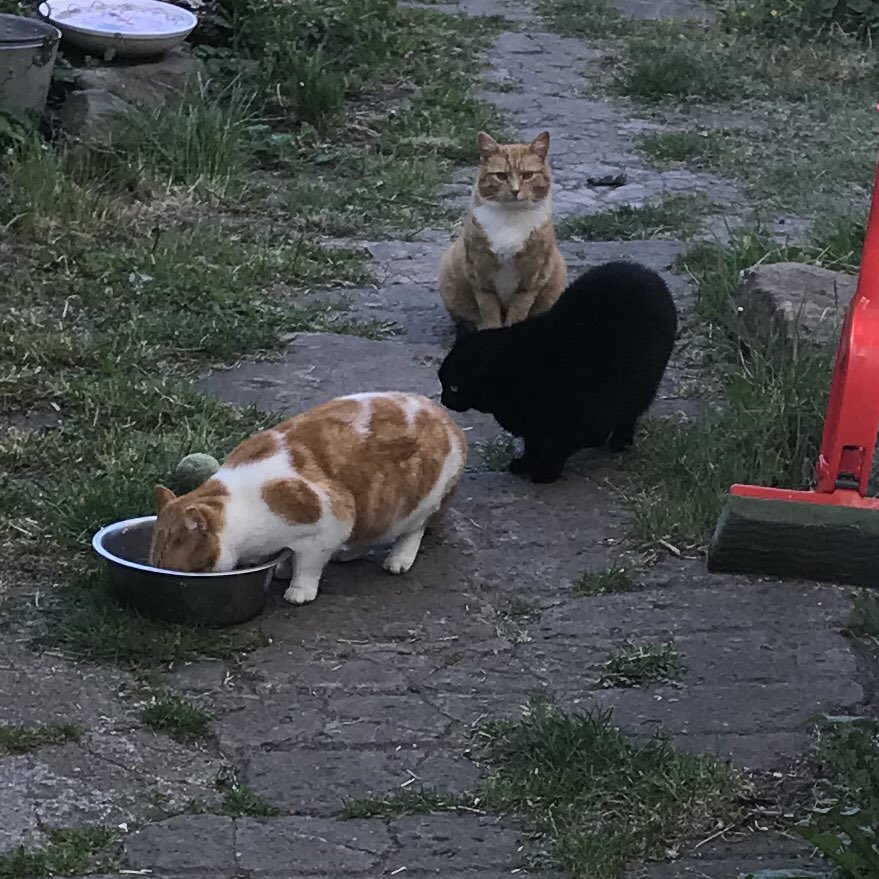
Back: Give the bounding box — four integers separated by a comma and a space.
502, 598, 542, 623
44, 571, 268, 668
186, 783, 283, 817
478, 701, 739, 878
618, 22, 877, 103
478, 436, 518, 472
728, 0, 879, 43
219, 785, 283, 817
599, 641, 686, 688
1, 150, 367, 666
619, 36, 742, 102
573, 565, 640, 596
632, 70, 875, 216
341, 789, 472, 819
637, 129, 729, 167
624, 229, 844, 547
558, 194, 712, 241
0, 724, 80, 756
535, 0, 630, 36
142, 694, 213, 743
847, 595, 879, 651
0, 827, 118, 879
793, 717, 879, 878
83, 85, 257, 197
204, 0, 505, 236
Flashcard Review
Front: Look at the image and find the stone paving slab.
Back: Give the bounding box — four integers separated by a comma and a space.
123, 813, 549, 876
243, 749, 481, 815
0, 642, 226, 853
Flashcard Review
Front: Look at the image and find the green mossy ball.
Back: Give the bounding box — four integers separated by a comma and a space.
173, 453, 220, 493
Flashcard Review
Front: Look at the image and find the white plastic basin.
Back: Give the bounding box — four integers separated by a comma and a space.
38, 0, 197, 59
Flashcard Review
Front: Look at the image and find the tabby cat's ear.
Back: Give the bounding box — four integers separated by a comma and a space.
477, 131, 500, 160
154, 485, 176, 512
183, 507, 208, 533
529, 131, 550, 160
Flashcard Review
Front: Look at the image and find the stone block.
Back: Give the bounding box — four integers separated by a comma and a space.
735, 262, 857, 348
59, 89, 128, 140
235, 817, 391, 873
73, 45, 199, 106
124, 815, 235, 872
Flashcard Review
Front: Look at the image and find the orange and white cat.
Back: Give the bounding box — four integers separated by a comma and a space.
439, 131, 567, 333
150, 392, 467, 605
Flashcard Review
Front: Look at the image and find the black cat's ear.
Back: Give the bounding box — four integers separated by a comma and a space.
529, 131, 550, 160
477, 131, 500, 160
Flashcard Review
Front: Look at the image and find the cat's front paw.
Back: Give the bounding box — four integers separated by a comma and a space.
383, 555, 414, 574
283, 580, 319, 605
508, 455, 530, 475
530, 467, 562, 484
607, 436, 632, 453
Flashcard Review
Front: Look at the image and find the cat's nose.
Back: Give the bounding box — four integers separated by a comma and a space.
511, 188, 520, 197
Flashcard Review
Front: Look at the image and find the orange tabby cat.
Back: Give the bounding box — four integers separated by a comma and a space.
150, 392, 467, 605
439, 131, 567, 333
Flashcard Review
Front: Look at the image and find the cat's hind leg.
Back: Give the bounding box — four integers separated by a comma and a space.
383, 526, 427, 574
608, 415, 638, 452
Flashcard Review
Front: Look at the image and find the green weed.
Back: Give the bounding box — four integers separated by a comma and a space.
599, 641, 686, 687
341, 789, 472, 819
535, 0, 629, 36
619, 37, 741, 102
2, 142, 116, 238
220, 785, 282, 817
87, 85, 257, 196
847, 595, 879, 650
637, 130, 730, 167
0, 724, 80, 756
142, 694, 213, 742
558, 194, 713, 241
791, 718, 879, 879
478, 436, 519, 472
728, 0, 879, 42
0, 827, 118, 879
573, 565, 641, 596
478, 701, 739, 878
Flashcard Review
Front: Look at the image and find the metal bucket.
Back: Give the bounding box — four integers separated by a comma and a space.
0, 14, 61, 117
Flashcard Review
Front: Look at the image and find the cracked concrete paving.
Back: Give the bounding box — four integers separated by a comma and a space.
1, 0, 872, 876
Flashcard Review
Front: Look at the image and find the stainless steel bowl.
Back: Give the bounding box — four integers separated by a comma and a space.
92, 516, 288, 627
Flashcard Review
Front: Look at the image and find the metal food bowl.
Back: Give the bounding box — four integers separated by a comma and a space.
92, 516, 288, 627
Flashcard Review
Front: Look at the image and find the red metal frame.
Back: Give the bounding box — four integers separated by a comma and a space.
729, 155, 879, 512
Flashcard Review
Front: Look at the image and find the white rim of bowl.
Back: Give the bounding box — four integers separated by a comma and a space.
38, 1, 197, 41
92, 515, 289, 577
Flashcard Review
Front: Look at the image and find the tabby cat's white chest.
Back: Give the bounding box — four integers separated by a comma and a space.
472, 198, 552, 260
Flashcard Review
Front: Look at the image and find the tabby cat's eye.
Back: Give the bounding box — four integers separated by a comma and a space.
494, 172, 508, 181
521, 171, 534, 180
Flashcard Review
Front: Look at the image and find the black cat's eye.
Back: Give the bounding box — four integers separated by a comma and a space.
494, 172, 508, 181
521, 171, 535, 180
448, 384, 459, 392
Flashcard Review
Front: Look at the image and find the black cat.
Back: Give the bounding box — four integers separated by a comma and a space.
438, 260, 678, 483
